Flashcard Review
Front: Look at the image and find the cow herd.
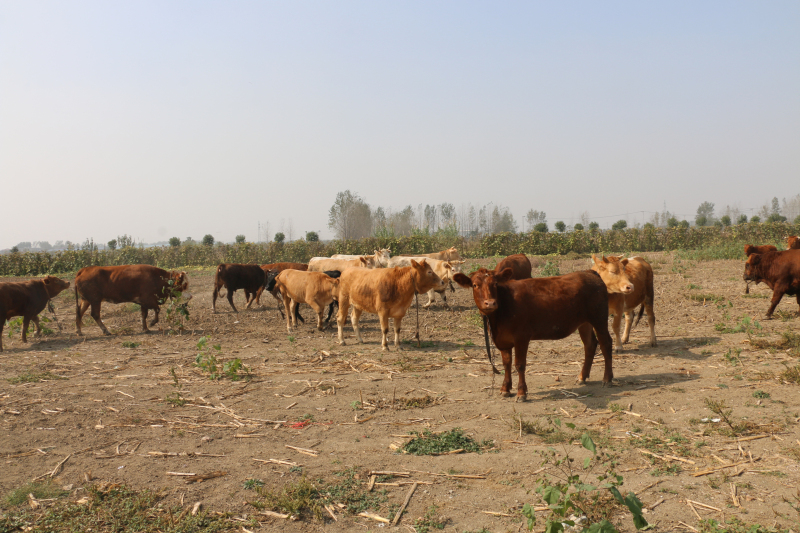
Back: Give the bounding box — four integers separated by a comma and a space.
1, 239, 799, 402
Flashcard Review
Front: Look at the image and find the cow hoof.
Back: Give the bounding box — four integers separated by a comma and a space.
515, 395, 527, 403
576, 378, 587, 385
500, 391, 513, 398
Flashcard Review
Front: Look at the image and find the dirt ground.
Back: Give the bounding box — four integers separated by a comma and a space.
2, 252, 800, 532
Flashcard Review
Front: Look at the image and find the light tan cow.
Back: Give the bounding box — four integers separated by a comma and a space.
591, 255, 656, 352
336, 259, 444, 350
274, 270, 339, 332
332, 249, 391, 267
307, 256, 375, 272
387, 256, 464, 308
400, 247, 461, 262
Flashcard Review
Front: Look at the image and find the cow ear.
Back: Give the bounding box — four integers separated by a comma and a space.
410, 259, 419, 267
592, 254, 604, 268
621, 258, 629, 267
444, 263, 452, 270
453, 272, 472, 288
497, 268, 514, 282
43, 277, 51, 285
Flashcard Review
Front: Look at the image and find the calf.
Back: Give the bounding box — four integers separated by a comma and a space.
254, 262, 308, 306
212, 263, 267, 313
308, 256, 375, 272
337, 259, 444, 350
75, 265, 189, 335
332, 249, 391, 267
387, 256, 464, 308
0, 276, 70, 351
591, 255, 656, 352
453, 268, 613, 401
275, 270, 339, 331
788, 236, 800, 250
743, 249, 800, 318
400, 246, 461, 262
744, 245, 778, 293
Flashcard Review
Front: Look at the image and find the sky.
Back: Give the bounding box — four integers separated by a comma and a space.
1, 1, 798, 248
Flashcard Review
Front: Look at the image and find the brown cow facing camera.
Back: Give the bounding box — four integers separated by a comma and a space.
454, 268, 613, 401
0, 276, 71, 351
75, 265, 189, 335
592, 255, 656, 352
743, 249, 800, 318
788, 236, 800, 250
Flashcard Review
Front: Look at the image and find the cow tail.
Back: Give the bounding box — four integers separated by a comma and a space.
483, 315, 500, 375
634, 276, 655, 327
633, 304, 645, 327
74, 284, 80, 315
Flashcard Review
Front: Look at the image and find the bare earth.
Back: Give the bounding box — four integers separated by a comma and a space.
2, 252, 799, 532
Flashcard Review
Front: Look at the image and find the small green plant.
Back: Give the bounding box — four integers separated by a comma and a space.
5, 481, 69, 507
7, 370, 66, 384
538, 261, 560, 277
121, 341, 140, 348
723, 348, 742, 366
165, 366, 186, 406
402, 428, 492, 455
160, 278, 190, 334
288, 335, 296, 343
414, 505, 449, 533
243, 479, 264, 490
194, 337, 251, 381
781, 364, 800, 384
5, 316, 53, 338
350, 400, 362, 410
753, 390, 770, 399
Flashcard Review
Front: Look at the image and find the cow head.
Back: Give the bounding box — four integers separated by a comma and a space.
265, 270, 280, 292
453, 267, 513, 315
789, 236, 800, 250
374, 249, 391, 267
169, 271, 189, 292
410, 259, 445, 293
359, 256, 377, 269
743, 254, 762, 282
446, 247, 460, 260
591, 255, 634, 294
42, 276, 70, 298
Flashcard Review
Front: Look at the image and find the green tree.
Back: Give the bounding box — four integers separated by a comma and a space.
554, 221, 566, 232
573, 223, 584, 231
305, 231, 319, 242
720, 215, 731, 226
612, 220, 628, 231
10, 246, 19, 253
588, 221, 599, 230
169, 237, 181, 247
117, 234, 134, 248
644, 222, 655, 230
695, 215, 707, 227
667, 217, 679, 228
202, 234, 215, 246
737, 214, 748, 224
795, 214, 800, 225
679, 220, 690, 228
328, 190, 372, 240
235, 234, 246, 244
750, 216, 761, 223
107, 239, 117, 250
767, 213, 787, 223
695, 201, 715, 226
533, 222, 548, 233
274, 232, 285, 243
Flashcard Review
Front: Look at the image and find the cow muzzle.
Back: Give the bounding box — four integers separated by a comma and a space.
480, 299, 498, 313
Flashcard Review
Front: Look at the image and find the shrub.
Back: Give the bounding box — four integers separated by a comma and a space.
679, 220, 690, 228
667, 217, 679, 228
201, 234, 215, 246
305, 231, 319, 242
588, 221, 599, 230
573, 223, 584, 231
554, 221, 566, 232
235, 234, 246, 244
720, 215, 731, 226
696, 215, 708, 227
533, 222, 548, 233
274, 232, 285, 243
168, 237, 181, 247
750, 216, 761, 223
737, 214, 748, 224
107, 239, 117, 250
612, 220, 628, 230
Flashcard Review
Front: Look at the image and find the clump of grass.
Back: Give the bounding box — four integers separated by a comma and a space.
402, 428, 492, 455
699, 516, 785, 533
243, 479, 264, 490
414, 505, 449, 533
753, 390, 770, 399
687, 293, 726, 304
537, 261, 560, 277
257, 476, 322, 520
753, 331, 800, 356
780, 364, 800, 384
5, 481, 69, 507
399, 395, 438, 409
509, 412, 554, 436
650, 464, 682, 477
121, 341, 140, 348
703, 398, 761, 436
7, 371, 66, 384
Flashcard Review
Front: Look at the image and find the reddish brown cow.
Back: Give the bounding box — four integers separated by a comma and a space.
0, 276, 70, 351
254, 262, 308, 306
453, 268, 613, 401
743, 249, 800, 318
788, 236, 800, 250
493, 254, 532, 279
75, 265, 189, 335
743, 245, 779, 293
212, 264, 268, 313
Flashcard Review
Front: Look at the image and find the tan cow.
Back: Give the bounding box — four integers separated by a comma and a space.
336, 259, 444, 350
400, 247, 461, 262
591, 255, 656, 352
387, 256, 464, 308
308, 256, 375, 272
332, 249, 391, 267
274, 270, 339, 332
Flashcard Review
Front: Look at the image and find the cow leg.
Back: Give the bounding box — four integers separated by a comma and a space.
591, 323, 614, 384
423, 289, 435, 309
226, 289, 239, 313
336, 298, 349, 345
211, 285, 220, 313
31, 316, 42, 337
312, 303, 326, 331
149, 307, 161, 328
325, 301, 338, 323
392, 315, 403, 350
76, 300, 91, 335
254, 286, 264, 306
351, 308, 364, 344
244, 290, 253, 309
645, 303, 657, 346
0, 319, 4, 352
90, 302, 111, 335
514, 339, 530, 402
140, 307, 150, 332
611, 313, 623, 353
282, 294, 294, 331
621, 311, 634, 344
270, 290, 286, 319
577, 323, 597, 383
766, 287, 787, 318
499, 348, 514, 397
21, 317, 31, 343
796, 294, 800, 315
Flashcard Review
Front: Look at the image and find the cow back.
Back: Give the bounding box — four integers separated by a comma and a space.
494, 254, 532, 280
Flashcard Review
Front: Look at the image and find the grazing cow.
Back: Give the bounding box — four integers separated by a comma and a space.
788, 236, 800, 250
743, 249, 800, 318
387, 256, 464, 308
493, 254, 532, 279
254, 262, 308, 306
75, 265, 189, 335
591, 255, 656, 352
212, 264, 269, 313
308, 256, 375, 272
332, 249, 391, 267
0, 276, 70, 351
743, 245, 778, 293
275, 270, 340, 331
336, 259, 444, 350
401, 247, 461, 262
453, 268, 613, 401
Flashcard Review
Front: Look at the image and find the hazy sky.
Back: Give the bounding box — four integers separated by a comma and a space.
1, 1, 798, 248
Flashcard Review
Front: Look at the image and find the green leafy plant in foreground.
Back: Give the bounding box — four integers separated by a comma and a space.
522, 420, 649, 533
194, 337, 251, 381
5, 316, 53, 338
160, 278, 190, 334
401, 428, 492, 455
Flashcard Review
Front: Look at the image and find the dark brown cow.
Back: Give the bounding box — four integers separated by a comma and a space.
0, 276, 70, 351
493, 253, 532, 279
743, 245, 779, 294
212, 263, 268, 313
453, 268, 613, 401
743, 249, 800, 318
788, 236, 800, 250
75, 265, 189, 335
254, 262, 308, 306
